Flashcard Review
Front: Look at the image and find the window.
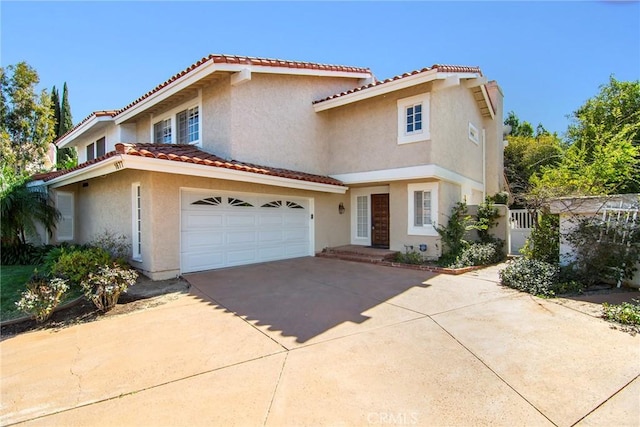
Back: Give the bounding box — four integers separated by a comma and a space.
469, 122, 479, 144
414, 191, 432, 226
397, 93, 430, 144
86, 137, 106, 161
407, 183, 438, 236
56, 191, 74, 241
154, 119, 172, 144
132, 183, 142, 261
356, 195, 368, 238
152, 105, 200, 145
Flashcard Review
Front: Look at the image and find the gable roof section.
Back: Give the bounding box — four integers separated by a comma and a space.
56, 54, 372, 148
39, 143, 346, 193
312, 64, 490, 113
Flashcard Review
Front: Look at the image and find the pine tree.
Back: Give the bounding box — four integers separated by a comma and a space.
56, 82, 77, 167
51, 86, 61, 136
59, 82, 72, 136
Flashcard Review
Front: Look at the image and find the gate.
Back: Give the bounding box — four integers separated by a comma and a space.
508, 209, 534, 255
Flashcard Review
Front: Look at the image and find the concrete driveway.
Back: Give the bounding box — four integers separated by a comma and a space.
1, 257, 638, 426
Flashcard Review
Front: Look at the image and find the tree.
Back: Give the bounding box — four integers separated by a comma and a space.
0, 62, 56, 176
565, 76, 640, 193
55, 82, 77, 167
503, 112, 563, 204
51, 85, 61, 134
531, 77, 640, 197
1, 176, 60, 246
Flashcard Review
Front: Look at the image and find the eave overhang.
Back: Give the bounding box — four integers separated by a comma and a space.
46, 155, 348, 194
313, 71, 481, 112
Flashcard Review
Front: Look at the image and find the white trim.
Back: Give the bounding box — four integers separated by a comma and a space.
397, 93, 430, 145
116, 59, 371, 124
479, 84, 495, 119
150, 97, 202, 146
46, 154, 347, 194
56, 115, 113, 149
55, 191, 74, 241
331, 164, 483, 190
349, 185, 389, 245
131, 182, 142, 262
231, 68, 252, 86
314, 71, 481, 112
407, 183, 439, 237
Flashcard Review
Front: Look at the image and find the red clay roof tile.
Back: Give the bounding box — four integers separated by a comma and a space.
37, 143, 345, 187
313, 64, 482, 104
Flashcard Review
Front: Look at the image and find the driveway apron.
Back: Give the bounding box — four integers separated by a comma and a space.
1, 257, 638, 426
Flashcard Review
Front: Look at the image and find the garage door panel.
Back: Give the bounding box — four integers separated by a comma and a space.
259, 214, 284, 226
183, 212, 224, 229
227, 249, 258, 265
183, 251, 225, 271
227, 214, 256, 227
181, 190, 312, 273
226, 230, 257, 244
284, 213, 308, 226
183, 231, 224, 247
259, 230, 283, 242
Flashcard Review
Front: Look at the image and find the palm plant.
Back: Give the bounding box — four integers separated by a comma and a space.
1, 178, 60, 245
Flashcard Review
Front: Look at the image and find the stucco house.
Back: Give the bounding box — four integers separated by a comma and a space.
35, 54, 504, 279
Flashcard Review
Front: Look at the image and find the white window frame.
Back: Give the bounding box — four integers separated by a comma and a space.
407, 182, 439, 236
397, 93, 430, 145
356, 195, 369, 239
56, 191, 74, 241
86, 136, 106, 161
131, 183, 142, 261
151, 96, 202, 146
468, 122, 479, 144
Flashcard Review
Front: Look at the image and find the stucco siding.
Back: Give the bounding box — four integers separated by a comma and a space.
226, 74, 357, 175
430, 85, 484, 184
201, 75, 232, 160
324, 83, 434, 175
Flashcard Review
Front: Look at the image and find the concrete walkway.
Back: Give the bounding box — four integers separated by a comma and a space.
1, 258, 638, 426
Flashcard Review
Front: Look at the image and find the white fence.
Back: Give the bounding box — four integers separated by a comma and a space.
508, 209, 535, 255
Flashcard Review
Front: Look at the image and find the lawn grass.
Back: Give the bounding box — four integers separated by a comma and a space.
1, 265, 37, 321
1, 265, 83, 322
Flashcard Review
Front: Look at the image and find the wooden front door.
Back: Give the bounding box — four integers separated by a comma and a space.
371, 193, 390, 248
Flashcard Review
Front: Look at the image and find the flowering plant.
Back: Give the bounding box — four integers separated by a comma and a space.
16, 277, 69, 323
81, 264, 138, 312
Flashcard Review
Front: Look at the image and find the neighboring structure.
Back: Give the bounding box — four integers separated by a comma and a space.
34, 54, 504, 279
549, 194, 640, 288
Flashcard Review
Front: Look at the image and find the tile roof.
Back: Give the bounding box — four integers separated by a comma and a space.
313, 64, 482, 104
115, 54, 371, 116
54, 110, 118, 145
56, 54, 371, 146
36, 143, 346, 187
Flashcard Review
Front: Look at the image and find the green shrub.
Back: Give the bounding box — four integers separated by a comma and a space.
521, 213, 559, 264
488, 192, 509, 205
1, 243, 50, 265
602, 300, 640, 326
499, 258, 560, 297
90, 230, 131, 261
472, 198, 501, 244
15, 275, 69, 323
394, 250, 423, 265
437, 202, 473, 265
50, 246, 111, 286
451, 242, 505, 268
82, 264, 138, 312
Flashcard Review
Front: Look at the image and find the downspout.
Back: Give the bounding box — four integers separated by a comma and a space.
482, 128, 486, 200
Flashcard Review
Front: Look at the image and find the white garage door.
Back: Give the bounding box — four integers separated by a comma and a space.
181, 190, 312, 273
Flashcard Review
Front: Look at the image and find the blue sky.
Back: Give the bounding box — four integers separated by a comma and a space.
2, 1, 639, 137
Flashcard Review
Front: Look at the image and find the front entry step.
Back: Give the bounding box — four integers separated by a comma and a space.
317, 245, 399, 264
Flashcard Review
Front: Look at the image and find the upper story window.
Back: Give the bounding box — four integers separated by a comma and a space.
468, 122, 480, 144
397, 93, 430, 145
86, 137, 106, 161
152, 105, 200, 145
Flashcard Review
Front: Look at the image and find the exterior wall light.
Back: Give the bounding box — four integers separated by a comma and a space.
338, 202, 345, 214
